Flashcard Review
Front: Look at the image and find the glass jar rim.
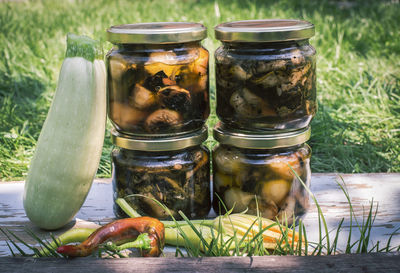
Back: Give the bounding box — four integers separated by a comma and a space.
112, 126, 208, 151
213, 123, 310, 149
107, 22, 207, 44
215, 19, 314, 42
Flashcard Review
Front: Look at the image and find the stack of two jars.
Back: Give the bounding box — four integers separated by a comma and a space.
107, 20, 317, 224
107, 23, 211, 220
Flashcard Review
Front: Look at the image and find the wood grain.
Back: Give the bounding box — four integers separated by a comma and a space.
1, 173, 400, 258
0, 253, 400, 273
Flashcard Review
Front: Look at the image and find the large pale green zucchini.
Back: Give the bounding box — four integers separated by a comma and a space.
23, 34, 106, 230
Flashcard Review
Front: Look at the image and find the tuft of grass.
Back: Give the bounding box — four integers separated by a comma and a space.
3, 174, 399, 257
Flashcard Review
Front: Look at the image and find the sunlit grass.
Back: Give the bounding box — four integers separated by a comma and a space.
1, 175, 399, 257
1, 0, 400, 180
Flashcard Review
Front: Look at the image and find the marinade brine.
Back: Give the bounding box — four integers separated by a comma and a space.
212, 124, 312, 225
111, 127, 211, 220
214, 19, 316, 131
213, 143, 311, 224
107, 23, 209, 136
215, 41, 316, 131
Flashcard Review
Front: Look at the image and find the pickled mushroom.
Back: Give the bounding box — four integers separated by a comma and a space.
253, 71, 284, 88
230, 89, 276, 118
218, 77, 237, 89
144, 109, 182, 133
144, 52, 181, 77
191, 47, 208, 76
157, 85, 191, 112
260, 179, 291, 206
239, 169, 266, 192
230, 65, 251, 81
146, 51, 179, 65
223, 188, 254, 213
109, 55, 128, 80
175, 48, 209, 92
252, 60, 287, 75
110, 101, 148, 129
267, 153, 303, 181
129, 84, 156, 110
280, 63, 311, 92
276, 106, 298, 117
144, 71, 175, 92
145, 63, 177, 78
214, 172, 234, 191
290, 49, 305, 66
195, 74, 208, 92
271, 60, 287, 71
213, 147, 241, 175
178, 70, 209, 94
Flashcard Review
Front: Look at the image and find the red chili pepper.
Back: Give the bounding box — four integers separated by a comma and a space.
57, 217, 164, 257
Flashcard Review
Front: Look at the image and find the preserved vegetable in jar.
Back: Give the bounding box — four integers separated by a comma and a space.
112, 127, 211, 220
107, 22, 209, 136
212, 124, 311, 224
214, 19, 316, 131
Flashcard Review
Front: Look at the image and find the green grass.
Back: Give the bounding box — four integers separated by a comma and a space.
0, 0, 399, 180
2, 177, 399, 257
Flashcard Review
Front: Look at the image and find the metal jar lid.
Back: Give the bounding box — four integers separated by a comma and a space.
215, 19, 315, 42
107, 22, 207, 44
213, 123, 310, 149
112, 126, 208, 151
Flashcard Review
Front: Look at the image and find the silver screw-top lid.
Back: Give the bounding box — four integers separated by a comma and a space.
107, 22, 207, 44
213, 123, 311, 149
112, 126, 208, 151
215, 19, 315, 42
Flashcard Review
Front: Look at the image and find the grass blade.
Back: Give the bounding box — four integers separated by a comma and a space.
0, 228, 31, 256
289, 165, 331, 254
24, 228, 61, 257
330, 218, 344, 255
5, 241, 16, 257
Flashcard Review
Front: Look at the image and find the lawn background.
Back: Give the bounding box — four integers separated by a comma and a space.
0, 0, 399, 181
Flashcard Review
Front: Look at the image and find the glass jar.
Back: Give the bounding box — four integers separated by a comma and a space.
214, 19, 316, 131
112, 127, 211, 220
212, 124, 311, 224
107, 22, 210, 136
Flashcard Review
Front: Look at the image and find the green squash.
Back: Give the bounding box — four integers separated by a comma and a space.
23, 34, 106, 230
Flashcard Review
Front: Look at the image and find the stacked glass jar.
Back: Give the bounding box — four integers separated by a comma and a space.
213, 19, 316, 224
106, 23, 211, 220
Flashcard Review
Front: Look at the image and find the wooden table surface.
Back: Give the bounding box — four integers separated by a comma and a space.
1, 173, 399, 272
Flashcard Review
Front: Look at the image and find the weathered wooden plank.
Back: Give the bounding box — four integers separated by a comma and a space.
0, 253, 400, 273
1, 173, 400, 257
